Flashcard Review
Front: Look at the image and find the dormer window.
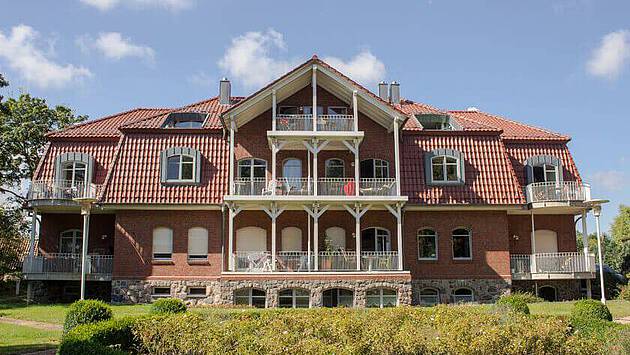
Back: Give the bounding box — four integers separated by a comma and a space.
416, 114, 460, 131
163, 112, 207, 128
424, 149, 465, 185
54, 152, 94, 187
167, 154, 194, 181
524, 155, 563, 184
62, 161, 87, 187
160, 147, 202, 185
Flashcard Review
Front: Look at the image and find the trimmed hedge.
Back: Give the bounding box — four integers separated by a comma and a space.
570, 299, 613, 324
63, 299, 113, 333
58, 317, 137, 355
507, 291, 544, 303
132, 307, 600, 354
150, 298, 187, 314
496, 294, 530, 314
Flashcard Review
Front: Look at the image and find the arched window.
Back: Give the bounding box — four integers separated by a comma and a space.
238, 158, 267, 179
54, 152, 94, 186
281, 227, 302, 251
236, 227, 267, 252
61, 161, 87, 187
153, 227, 173, 260
59, 229, 82, 254
187, 227, 208, 260
452, 228, 471, 259
417, 228, 437, 260
419, 288, 439, 306
366, 288, 397, 308
323, 288, 354, 307
325, 159, 345, 178
282, 158, 302, 190
452, 288, 474, 303
160, 147, 201, 184
324, 227, 346, 250
278, 288, 310, 308
425, 149, 465, 184
234, 288, 266, 308
360, 159, 389, 178
361, 227, 391, 252
524, 155, 563, 184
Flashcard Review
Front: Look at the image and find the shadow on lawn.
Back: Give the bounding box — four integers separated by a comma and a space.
0, 343, 57, 355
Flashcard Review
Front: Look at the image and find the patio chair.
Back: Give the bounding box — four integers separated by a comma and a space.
261, 180, 277, 195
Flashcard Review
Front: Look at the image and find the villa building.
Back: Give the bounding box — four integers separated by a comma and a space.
23, 56, 599, 307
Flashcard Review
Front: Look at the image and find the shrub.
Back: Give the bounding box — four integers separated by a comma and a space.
59, 317, 137, 355
63, 299, 113, 333
618, 284, 630, 301
496, 294, 530, 314
570, 299, 613, 325
150, 298, 187, 315
508, 291, 544, 303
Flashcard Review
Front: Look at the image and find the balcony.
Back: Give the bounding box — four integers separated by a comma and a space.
233, 251, 399, 272
274, 114, 355, 132
231, 178, 398, 198
22, 253, 113, 281
524, 181, 591, 204
510, 252, 596, 280
28, 180, 100, 206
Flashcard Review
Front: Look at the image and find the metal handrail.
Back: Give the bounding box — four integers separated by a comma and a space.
524, 181, 591, 203
22, 254, 113, 274
28, 180, 100, 201
510, 252, 596, 274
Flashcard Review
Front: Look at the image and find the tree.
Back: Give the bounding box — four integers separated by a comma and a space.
0, 206, 27, 275
610, 205, 630, 274
0, 73, 8, 114
0, 93, 87, 200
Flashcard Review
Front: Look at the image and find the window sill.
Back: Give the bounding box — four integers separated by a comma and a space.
152, 259, 174, 265
187, 258, 209, 265
418, 258, 438, 262
452, 258, 472, 262
186, 294, 208, 298
427, 181, 465, 186
162, 181, 200, 186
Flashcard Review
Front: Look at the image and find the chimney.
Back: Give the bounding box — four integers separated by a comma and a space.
378, 81, 388, 101
219, 78, 231, 105
389, 81, 400, 104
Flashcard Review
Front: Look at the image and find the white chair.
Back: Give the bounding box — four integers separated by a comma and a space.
262, 180, 277, 195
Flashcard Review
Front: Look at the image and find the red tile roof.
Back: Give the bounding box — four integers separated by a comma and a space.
47, 108, 171, 139
448, 110, 569, 141
100, 133, 228, 204
398, 101, 499, 132
504, 142, 582, 186
401, 134, 524, 205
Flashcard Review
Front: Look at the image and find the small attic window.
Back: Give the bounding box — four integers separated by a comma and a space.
163, 112, 207, 128
416, 114, 459, 131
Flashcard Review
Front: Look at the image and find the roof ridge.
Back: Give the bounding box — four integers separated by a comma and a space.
448, 110, 569, 139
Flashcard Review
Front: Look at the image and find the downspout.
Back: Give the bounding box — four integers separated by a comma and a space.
221, 204, 226, 272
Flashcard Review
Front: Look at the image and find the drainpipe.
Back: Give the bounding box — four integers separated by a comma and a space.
221, 204, 226, 272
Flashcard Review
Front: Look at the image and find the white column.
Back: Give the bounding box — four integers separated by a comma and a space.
312, 65, 317, 132
530, 211, 536, 273
396, 205, 403, 270
352, 90, 358, 132
228, 208, 234, 271
581, 210, 590, 266
307, 211, 311, 271
355, 205, 361, 270
594, 207, 606, 303
313, 206, 319, 271
354, 140, 360, 196
393, 117, 401, 196
28, 210, 38, 257
313, 142, 318, 196
272, 90, 277, 131
271, 140, 277, 196
80, 204, 91, 300
271, 206, 277, 271
229, 119, 235, 195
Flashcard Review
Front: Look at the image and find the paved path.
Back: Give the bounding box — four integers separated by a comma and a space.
0, 317, 62, 331
615, 316, 630, 324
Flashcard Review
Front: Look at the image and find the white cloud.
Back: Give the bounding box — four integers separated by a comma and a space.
80, 0, 193, 12
218, 29, 297, 89
0, 25, 92, 89
586, 30, 630, 80
93, 32, 155, 62
591, 170, 627, 191
323, 51, 386, 87
218, 29, 386, 89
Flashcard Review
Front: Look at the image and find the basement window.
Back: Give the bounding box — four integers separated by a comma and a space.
152, 287, 171, 298
163, 112, 207, 128
416, 114, 459, 131
188, 287, 207, 297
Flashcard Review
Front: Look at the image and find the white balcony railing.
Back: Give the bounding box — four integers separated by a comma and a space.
234, 251, 272, 272
360, 251, 399, 271
524, 181, 591, 204
510, 252, 596, 275
318, 251, 357, 271
276, 251, 312, 272
273, 114, 355, 132
231, 178, 398, 197
232, 251, 399, 272
28, 180, 99, 201
22, 253, 113, 275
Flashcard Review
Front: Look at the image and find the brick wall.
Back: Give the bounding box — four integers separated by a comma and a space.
39, 213, 115, 254
507, 214, 577, 254
112, 210, 223, 279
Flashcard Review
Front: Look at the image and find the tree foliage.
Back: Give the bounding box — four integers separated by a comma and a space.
611, 205, 630, 243
0, 206, 27, 275
0, 92, 86, 195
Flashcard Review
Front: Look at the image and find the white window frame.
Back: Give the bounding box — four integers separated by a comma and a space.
452, 228, 472, 260
361, 159, 390, 179
452, 288, 474, 303
533, 163, 559, 183
366, 288, 398, 308
166, 154, 196, 182
187, 227, 208, 261
187, 287, 207, 298
325, 158, 345, 178
61, 161, 88, 187
431, 155, 460, 183
152, 287, 171, 298
152, 227, 173, 261
417, 228, 438, 260
418, 288, 440, 306
278, 288, 310, 308
362, 227, 391, 252
237, 158, 267, 179
327, 106, 348, 115
59, 229, 82, 254
234, 288, 266, 308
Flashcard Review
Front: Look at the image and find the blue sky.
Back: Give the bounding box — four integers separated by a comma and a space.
0, 0, 628, 231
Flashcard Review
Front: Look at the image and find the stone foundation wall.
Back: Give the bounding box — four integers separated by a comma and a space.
111, 279, 222, 305
411, 279, 511, 304
512, 279, 583, 301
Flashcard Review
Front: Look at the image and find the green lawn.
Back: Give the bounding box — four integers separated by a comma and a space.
0, 323, 61, 355
529, 300, 630, 318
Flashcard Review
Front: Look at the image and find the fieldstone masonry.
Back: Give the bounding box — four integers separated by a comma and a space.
411, 279, 511, 303
512, 279, 582, 300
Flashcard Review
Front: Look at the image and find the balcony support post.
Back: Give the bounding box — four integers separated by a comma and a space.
312, 65, 317, 132
79, 203, 91, 300
581, 210, 591, 287
270, 140, 286, 196
341, 140, 360, 196
304, 204, 328, 271
272, 89, 277, 131
393, 116, 402, 196
344, 204, 370, 270
28, 209, 38, 258
263, 203, 285, 271
530, 210, 536, 273
385, 204, 404, 270
593, 206, 606, 303
352, 90, 358, 132
303, 140, 329, 196
227, 204, 242, 271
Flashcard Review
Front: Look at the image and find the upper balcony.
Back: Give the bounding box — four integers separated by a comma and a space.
28, 180, 101, 208
274, 114, 355, 132
510, 252, 595, 280
524, 181, 591, 208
